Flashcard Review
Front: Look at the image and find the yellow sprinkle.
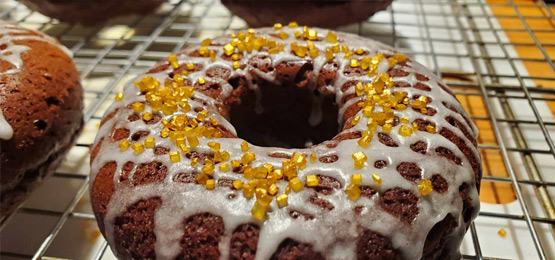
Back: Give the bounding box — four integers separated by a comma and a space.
273, 23, 283, 30
352, 151, 367, 170
401, 116, 409, 124
294, 31, 301, 39
357, 134, 372, 148
426, 125, 436, 134
325, 49, 334, 60
142, 137, 154, 148
187, 63, 195, 70
309, 153, 317, 163
291, 152, 307, 169
167, 54, 177, 63
268, 47, 280, 54
342, 45, 349, 53
325, 31, 337, 43
198, 77, 206, 85
223, 44, 235, 56
372, 174, 382, 185
351, 115, 361, 126
306, 175, 319, 187
219, 163, 230, 172
276, 194, 288, 208
268, 184, 279, 195
418, 179, 433, 196
187, 136, 199, 148
115, 92, 123, 101
399, 125, 413, 137
169, 151, 180, 163
308, 30, 317, 40
191, 157, 199, 167
243, 185, 254, 199
251, 201, 268, 220
132, 102, 145, 113
241, 152, 256, 165
288, 21, 299, 28
119, 140, 130, 151
231, 160, 241, 169
207, 142, 221, 152
205, 179, 215, 190
498, 229, 507, 237
202, 163, 215, 175
201, 38, 211, 46
332, 43, 340, 53
241, 141, 249, 152
351, 174, 362, 185
309, 48, 319, 59
350, 59, 359, 68
273, 169, 284, 180
356, 48, 364, 55
131, 142, 144, 154
345, 183, 361, 201
382, 124, 393, 133
232, 179, 243, 190
289, 177, 303, 192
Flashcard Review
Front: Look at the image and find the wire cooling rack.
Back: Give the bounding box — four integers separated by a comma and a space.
0, 0, 554, 259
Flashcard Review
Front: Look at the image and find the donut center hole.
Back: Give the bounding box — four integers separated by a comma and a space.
229, 80, 339, 148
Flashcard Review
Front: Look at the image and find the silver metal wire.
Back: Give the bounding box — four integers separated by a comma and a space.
0, 0, 554, 259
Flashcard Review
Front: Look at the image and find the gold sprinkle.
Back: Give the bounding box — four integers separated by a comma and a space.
223, 44, 235, 56
115, 92, 123, 101
350, 59, 359, 68
399, 125, 413, 137
131, 143, 144, 154
418, 179, 433, 196
119, 140, 130, 151
325, 49, 334, 60
288, 21, 299, 28
198, 77, 206, 85
345, 183, 361, 201
251, 201, 268, 220
187, 63, 195, 70
268, 184, 279, 195
206, 179, 215, 190
498, 229, 507, 237
169, 151, 180, 163
372, 174, 382, 184
241, 141, 249, 152
309, 153, 317, 163
325, 31, 337, 43
142, 112, 153, 121
352, 151, 367, 170
201, 38, 211, 46
289, 177, 303, 192
426, 125, 436, 134
351, 174, 362, 185
306, 175, 319, 187
276, 194, 288, 208
144, 137, 155, 148
219, 163, 230, 172
273, 23, 283, 30
241, 152, 256, 165
132, 102, 145, 113
207, 142, 221, 152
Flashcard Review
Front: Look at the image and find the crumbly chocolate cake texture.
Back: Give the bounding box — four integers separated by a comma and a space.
221, 0, 393, 28
19, 0, 165, 25
90, 24, 481, 260
0, 21, 83, 217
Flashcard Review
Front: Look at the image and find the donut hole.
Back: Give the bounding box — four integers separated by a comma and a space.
228, 78, 339, 148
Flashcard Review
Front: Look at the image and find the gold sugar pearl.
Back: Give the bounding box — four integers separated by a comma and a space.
498, 229, 507, 237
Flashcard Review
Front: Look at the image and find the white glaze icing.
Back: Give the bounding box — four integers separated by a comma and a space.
0, 21, 72, 140
91, 27, 480, 260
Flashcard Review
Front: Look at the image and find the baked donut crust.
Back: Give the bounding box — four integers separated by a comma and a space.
0, 21, 83, 217
91, 25, 481, 260
221, 0, 393, 27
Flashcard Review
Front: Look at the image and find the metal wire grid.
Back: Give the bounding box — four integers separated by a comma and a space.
0, 0, 554, 259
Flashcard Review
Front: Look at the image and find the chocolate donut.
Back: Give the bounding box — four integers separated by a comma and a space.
0, 21, 83, 217
18, 0, 165, 25
221, 0, 393, 27
90, 25, 481, 259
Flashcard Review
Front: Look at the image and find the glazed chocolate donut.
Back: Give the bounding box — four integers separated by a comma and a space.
90, 24, 481, 260
221, 0, 393, 27
18, 0, 165, 25
0, 21, 83, 217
